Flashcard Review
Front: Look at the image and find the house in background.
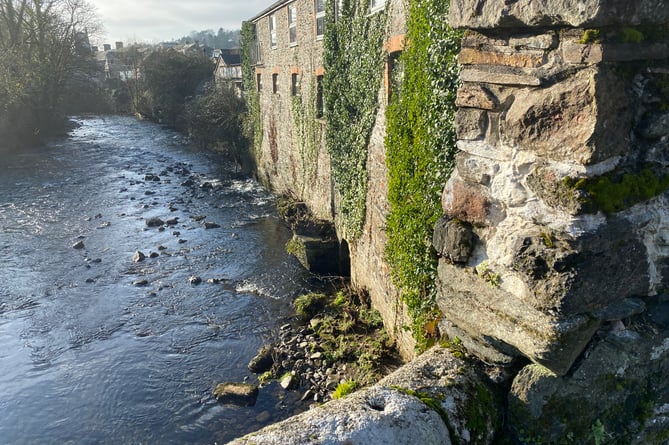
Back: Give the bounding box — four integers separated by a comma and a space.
214, 48, 243, 93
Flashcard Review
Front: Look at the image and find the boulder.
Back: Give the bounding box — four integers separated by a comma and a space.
132, 251, 146, 263
509, 307, 669, 444
145, 217, 164, 227
248, 345, 275, 374
228, 346, 502, 445
213, 382, 259, 407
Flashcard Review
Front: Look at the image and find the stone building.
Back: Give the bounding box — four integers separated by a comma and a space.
246, 0, 414, 354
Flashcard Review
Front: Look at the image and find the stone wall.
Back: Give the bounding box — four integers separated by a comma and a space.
251, 0, 332, 221
436, 0, 669, 441
251, 0, 415, 357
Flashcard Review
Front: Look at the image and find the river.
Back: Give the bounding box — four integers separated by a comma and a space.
0, 116, 322, 444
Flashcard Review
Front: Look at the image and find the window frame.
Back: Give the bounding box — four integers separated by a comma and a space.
269, 13, 277, 49
369, 0, 386, 14
288, 2, 298, 46
314, 0, 326, 40
272, 73, 279, 94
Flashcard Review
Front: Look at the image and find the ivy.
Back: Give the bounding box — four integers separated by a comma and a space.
323, 0, 387, 239
291, 74, 322, 196
241, 21, 263, 153
384, 0, 462, 349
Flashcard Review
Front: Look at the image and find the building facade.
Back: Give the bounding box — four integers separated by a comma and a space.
247, 0, 414, 355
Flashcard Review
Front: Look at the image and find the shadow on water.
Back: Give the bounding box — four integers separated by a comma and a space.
0, 116, 325, 444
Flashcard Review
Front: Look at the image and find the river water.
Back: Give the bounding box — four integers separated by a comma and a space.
0, 116, 321, 444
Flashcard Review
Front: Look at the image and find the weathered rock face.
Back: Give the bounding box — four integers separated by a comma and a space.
438, 1, 669, 378
508, 301, 669, 444
449, 0, 669, 29
439, 7, 669, 443
228, 346, 502, 445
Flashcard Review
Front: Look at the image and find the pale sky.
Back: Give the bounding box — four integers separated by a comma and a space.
88, 0, 274, 45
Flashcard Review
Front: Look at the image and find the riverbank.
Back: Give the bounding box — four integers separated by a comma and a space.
243, 288, 402, 407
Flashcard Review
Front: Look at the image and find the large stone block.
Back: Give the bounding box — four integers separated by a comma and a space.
436, 261, 600, 376
449, 0, 669, 29
500, 68, 632, 164
509, 308, 669, 444
511, 217, 649, 314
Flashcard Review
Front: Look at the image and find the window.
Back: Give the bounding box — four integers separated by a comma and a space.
257, 73, 262, 92
269, 14, 277, 48
316, 75, 324, 118
291, 73, 300, 96
272, 73, 279, 94
315, 0, 326, 39
288, 3, 297, 46
335, 0, 343, 20
387, 50, 403, 102
369, 0, 386, 13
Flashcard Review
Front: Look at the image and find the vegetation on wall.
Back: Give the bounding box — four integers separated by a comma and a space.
323, 0, 387, 239
291, 71, 322, 196
384, 0, 462, 348
240, 21, 263, 154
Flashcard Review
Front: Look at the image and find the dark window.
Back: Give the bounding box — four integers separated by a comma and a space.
291, 73, 300, 96
288, 3, 297, 45
316, 75, 324, 118
272, 73, 279, 94
257, 73, 262, 92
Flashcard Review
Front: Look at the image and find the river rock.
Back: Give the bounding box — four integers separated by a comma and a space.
248, 345, 275, 374
132, 251, 146, 263
213, 382, 259, 407
280, 372, 298, 390
132, 279, 149, 287
203, 221, 220, 229
187, 276, 202, 285
72, 240, 85, 249
145, 217, 164, 227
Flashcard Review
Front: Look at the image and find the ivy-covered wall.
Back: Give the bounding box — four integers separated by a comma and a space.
323, 0, 388, 240
385, 0, 461, 348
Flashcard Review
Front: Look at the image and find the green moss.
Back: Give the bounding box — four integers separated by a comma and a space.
293, 292, 329, 319
620, 27, 645, 43
384, 0, 462, 350
567, 167, 669, 214
332, 379, 358, 399
579, 29, 601, 44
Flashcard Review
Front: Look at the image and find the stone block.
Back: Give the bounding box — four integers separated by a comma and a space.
460, 67, 542, 86
458, 47, 547, 68
436, 261, 600, 375
501, 68, 632, 165
449, 0, 669, 29
455, 151, 495, 186
441, 177, 491, 226
456, 84, 499, 110
454, 108, 488, 140
510, 217, 649, 315
432, 215, 475, 264
509, 315, 669, 444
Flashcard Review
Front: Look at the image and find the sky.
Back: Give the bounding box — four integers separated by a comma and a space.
87, 0, 273, 45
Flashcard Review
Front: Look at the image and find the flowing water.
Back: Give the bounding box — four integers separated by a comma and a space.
0, 116, 321, 444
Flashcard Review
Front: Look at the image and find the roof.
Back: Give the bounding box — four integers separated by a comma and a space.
247, 0, 293, 23
219, 48, 241, 66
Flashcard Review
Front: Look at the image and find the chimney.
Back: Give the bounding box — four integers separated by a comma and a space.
103, 43, 111, 51
115, 41, 123, 50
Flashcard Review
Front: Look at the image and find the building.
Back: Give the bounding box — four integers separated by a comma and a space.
246, 0, 412, 352
214, 48, 243, 92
